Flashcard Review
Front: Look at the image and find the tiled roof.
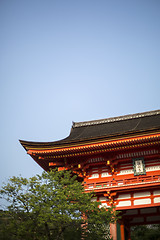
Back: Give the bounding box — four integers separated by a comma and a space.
20, 110, 160, 149
67, 110, 160, 141
72, 110, 160, 128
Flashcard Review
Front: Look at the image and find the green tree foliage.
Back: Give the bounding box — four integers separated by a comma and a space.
0, 170, 118, 240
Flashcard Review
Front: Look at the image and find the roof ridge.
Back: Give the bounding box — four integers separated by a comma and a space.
72, 109, 160, 128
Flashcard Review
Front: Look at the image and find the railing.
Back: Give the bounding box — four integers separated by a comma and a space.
84, 174, 160, 190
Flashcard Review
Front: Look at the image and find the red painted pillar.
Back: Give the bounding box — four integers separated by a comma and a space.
110, 223, 117, 240
120, 222, 125, 240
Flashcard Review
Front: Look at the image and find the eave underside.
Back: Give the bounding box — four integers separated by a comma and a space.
26, 133, 160, 159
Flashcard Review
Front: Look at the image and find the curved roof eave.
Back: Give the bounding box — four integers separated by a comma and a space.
19, 109, 160, 151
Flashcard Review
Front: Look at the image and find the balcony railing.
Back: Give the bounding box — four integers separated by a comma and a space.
84, 174, 160, 191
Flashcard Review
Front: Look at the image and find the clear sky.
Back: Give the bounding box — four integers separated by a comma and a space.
0, 0, 160, 198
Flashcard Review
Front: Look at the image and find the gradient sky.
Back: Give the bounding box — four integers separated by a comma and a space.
0, 0, 160, 202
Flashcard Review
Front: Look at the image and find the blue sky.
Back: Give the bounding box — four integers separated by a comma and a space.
0, 0, 160, 199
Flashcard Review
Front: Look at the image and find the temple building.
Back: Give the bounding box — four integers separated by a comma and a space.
20, 109, 160, 240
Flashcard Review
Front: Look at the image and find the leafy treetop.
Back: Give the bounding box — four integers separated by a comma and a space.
0, 169, 119, 240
